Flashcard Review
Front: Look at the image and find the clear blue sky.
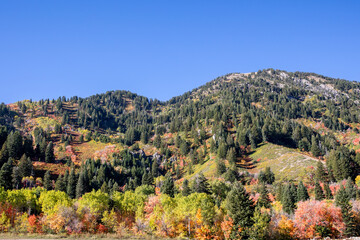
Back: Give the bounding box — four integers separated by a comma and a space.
1, 1, 359, 103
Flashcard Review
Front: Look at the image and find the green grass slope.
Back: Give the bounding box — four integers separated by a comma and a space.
250, 143, 319, 181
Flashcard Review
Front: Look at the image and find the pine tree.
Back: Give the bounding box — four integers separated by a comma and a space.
151, 160, 159, 178
290, 183, 297, 202
63, 170, 69, 188
76, 171, 86, 198
264, 167, 275, 184
45, 141, 55, 163
112, 182, 119, 192
176, 165, 181, 179
315, 160, 327, 182
154, 134, 161, 148
182, 179, 191, 196
261, 125, 268, 143
100, 182, 109, 193
7, 131, 23, 160
226, 147, 236, 165
258, 183, 270, 208
216, 160, 226, 176
161, 173, 175, 197
12, 166, 22, 189
311, 135, 321, 157
224, 166, 237, 183
193, 172, 210, 194
0, 159, 13, 190
315, 181, 324, 201
324, 182, 333, 199
259, 167, 275, 184
226, 182, 254, 237
250, 134, 257, 150
345, 177, 356, 200
335, 186, 357, 237
142, 171, 153, 185
55, 174, 66, 192
209, 138, 216, 153
66, 168, 76, 198
250, 206, 270, 240
296, 181, 309, 202
217, 142, 227, 159
43, 170, 52, 190
0, 143, 9, 168
282, 184, 295, 214
18, 154, 33, 178
188, 161, 193, 175
180, 141, 189, 155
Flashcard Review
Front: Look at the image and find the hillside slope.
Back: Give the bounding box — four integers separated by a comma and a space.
2, 69, 360, 185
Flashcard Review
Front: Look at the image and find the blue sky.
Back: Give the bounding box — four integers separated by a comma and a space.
0, 1, 359, 103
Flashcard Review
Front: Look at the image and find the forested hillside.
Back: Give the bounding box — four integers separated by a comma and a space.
1, 69, 360, 239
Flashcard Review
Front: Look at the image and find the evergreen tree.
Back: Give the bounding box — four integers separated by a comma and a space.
140, 131, 148, 144
224, 166, 238, 183
324, 182, 333, 199
0, 143, 9, 168
0, 159, 13, 190
100, 181, 109, 193
345, 177, 356, 200
45, 141, 55, 163
335, 186, 357, 237
55, 174, 66, 192
23, 137, 34, 158
261, 125, 268, 142
63, 170, 69, 188
209, 138, 216, 153
7, 131, 23, 160
175, 164, 181, 179
142, 171, 153, 185
282, 184, 295, 214
226, 182, 254, 237
276, 183, 283, 201
112, 182, 119, 192
226, 147, 236, 165
182, 179, 191, 196
43, 170, 52, 190
76, 171, 86, 198
217, 142, 227, 159
250, 207, 271, 240
18, 154, 33, 178
315, 160, 327, 182
193, 172, 210, 194
311, 135, 321, 157
12, 166, 22, 189
151, 160, 159, 178
314, 181, 324, 201
180, 141, 189, 155
258, 183, 270, 208
188, 161, 193, 175
296, 181, 309, 202
289, 183, 297, 203
259, 167, 275, 184
216, 159, 226, 176
161, 173, 175, 197
66, 168, 76, 198
154, 134, 161, 148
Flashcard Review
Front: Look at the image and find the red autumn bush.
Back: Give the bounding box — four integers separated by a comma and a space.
293, 200, 344, 239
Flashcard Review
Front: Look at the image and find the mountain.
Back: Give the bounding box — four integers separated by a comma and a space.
1, 69, 360, 238
2, 69, 360, 182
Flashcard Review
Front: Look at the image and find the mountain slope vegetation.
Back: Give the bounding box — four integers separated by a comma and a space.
1, 69, 360, 238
